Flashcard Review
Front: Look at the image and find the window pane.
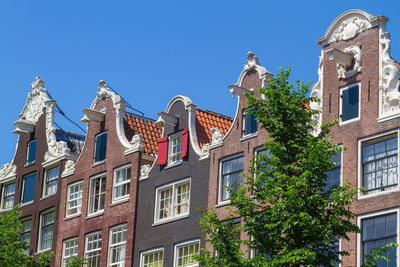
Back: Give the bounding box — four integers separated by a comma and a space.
27, 140, 37, 164
221, 156, 243, 201
23, 173, 36, 203
341, 85, 359, 122
94, 132, 107, 162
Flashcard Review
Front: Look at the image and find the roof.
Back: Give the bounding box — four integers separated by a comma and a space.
195, 108, 233, 149
123, 112, 162, 155
55, 129, 85, 155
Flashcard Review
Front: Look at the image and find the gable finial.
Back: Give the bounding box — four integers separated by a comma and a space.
31, 75, 45, 90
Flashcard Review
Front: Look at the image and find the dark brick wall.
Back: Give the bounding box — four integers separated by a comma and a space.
133, 100, 209, 266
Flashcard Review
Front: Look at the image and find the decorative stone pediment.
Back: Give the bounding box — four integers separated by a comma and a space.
91, 80, 125, 115
0, 163, 17, 182
235, 51, 273, 88
124, 134, 144, 155
330, 17, 371, 43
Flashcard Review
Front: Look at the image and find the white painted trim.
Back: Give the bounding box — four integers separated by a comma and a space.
173, 239, 200, 267
87, 173, 107, 216
140, 247, 164, 267
65, 180, 83, 218
62, 236, 78, 267
112, 164, 131, 203
107, 223, 127, 267
356, 207, 400, 267
357, 129, 400, 200
339, 82, 361, 126
37, 207, 55, 253
218, 153, 244, 204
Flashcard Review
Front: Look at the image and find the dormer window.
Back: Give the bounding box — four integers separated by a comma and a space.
26, 140, 37, 165
168, 132, 182, 165
94, 132, 107, 163
157, 129, 188, 166
243, 108, 258, 137
340, 83, 360, 124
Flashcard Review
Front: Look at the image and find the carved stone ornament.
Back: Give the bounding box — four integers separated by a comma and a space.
61, 160, 75, 178
330, 17, 371, 43
199, 143, 211, 160
310, 51, 324, 136
124, 134, 144, 155
92, 80, 124, 116
0, 163, 17, 181
140, 164, 151, 179
18, 75, 48, 124
239, 51, 272, 88
336, 45, 362, 79
43, 100, 71, 165
210, 128, 223, 146
379, 32, 400, 116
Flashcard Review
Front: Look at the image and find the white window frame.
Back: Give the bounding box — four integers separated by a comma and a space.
339, 82, 361, 126
173, 239, 200, 267
66, 180, 83, 218
1, 181, 16, 210
94, 131, 107, 164
26, 139, 37, 165
108, 224, 127, 267
62, 237, 78, 267
85, 231, 102, 267
358, 129, 400, 200
112, 164, 131, 203
37, 208, 55, 253
242, 108, 258, 138
88, 173, 106, 216
168, 132, 182, 166
154, 178, 191, 225
140, 247, 164, 267
20, 216, 32, 255
218, 153, 244, 205
42, 165, 59, 198
357, 208, 400, 267
21, 173, 36, 205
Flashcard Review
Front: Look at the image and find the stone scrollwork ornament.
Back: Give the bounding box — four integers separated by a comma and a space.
140, 164, 151, 179
61, 160, 75, 177
0, 163, 17, 181
310, 51, 324, 136
210, 128, 223, 146
380, 32, 400, 115
336, 45, 362, 79
330, 17, 371, 43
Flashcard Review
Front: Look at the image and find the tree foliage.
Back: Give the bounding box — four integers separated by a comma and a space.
198, 67, 365, 266
0, 205, 53, 267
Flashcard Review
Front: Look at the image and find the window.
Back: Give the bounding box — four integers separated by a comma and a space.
361, 212, 397, 266
1, 182, 15, 209
88, 175, 106, 215
66, 181, 83, 217
219, 154, 244, 202
108, 224, 127, 267
325, 150, 342, 191
113, 165, 131, 202
94, 132, 107, 163
20, 217, 31, 255
155, 178, 190, 223
140, 248, 164, 267
26, 139, 37, 165
243, 108, 258, 137
22, 173, 36, 204
62, 237, 78, 267
362, 135, 398, 193
85, 231, 102, 267
168, 133, 182, 165
340, 83, 359, 124
174, 240, 200, 267
38, 208, 54, 251
43, 166, 59, 197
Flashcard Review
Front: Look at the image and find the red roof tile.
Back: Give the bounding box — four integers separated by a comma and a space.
123, 113, 162, 155
195, 108, 233, 149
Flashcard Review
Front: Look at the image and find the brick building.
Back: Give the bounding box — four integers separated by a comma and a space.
54, 80, 161, 267
132, 95, 232, 267
0, 76, 84, 264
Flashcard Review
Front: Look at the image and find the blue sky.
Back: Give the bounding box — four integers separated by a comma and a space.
0, 1, 400, 165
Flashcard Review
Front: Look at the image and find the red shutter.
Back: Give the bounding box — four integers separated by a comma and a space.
157, 137, 168, 165
181, 128, 189, 158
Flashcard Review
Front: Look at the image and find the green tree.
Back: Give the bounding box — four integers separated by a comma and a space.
197, 67, 393, 266
0, 205, 53, 267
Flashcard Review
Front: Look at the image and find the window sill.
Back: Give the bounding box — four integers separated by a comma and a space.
240, 132, 258, 141
24, 162, 35, 168
358, 186, 399, 200
152, 214, 189, 226
110, 198, 129, 207
0, 208, 12, 213
92, 160, 105, 168
339, 118, 360, 127
215, 201, 231, 208
20, 201, 34, 207
64, 213, 81, 221
86, 211, 104, 220
40, 193, 56, 201
165, 161, 182, 169
35, 248, 51, 255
